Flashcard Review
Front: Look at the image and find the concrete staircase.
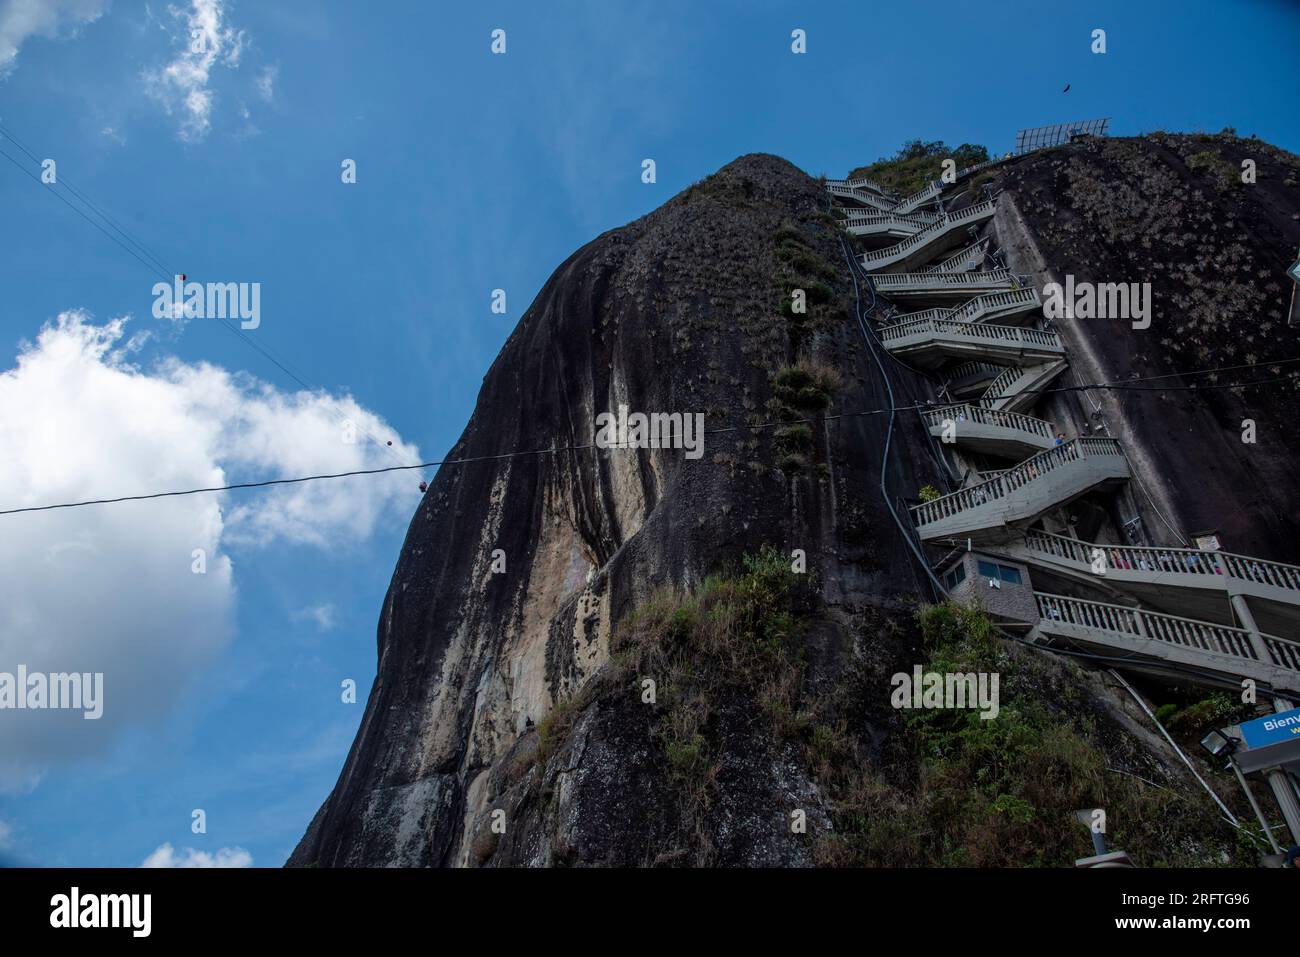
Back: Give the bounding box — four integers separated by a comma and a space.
923, 403, 1058, 459
859, 201, 996, 271
872, 269, 1031, 305
944, 359, 1006, 397
920, 238, 990, 274
827, 149, 1297, 704
909, 438, 1130, 542
1006, 530, 1300, 637
976, 360, 1069, 414
842, 209, 941, 238
1029, 592, 1300, 694
892, 180, 943, 214
879, 315, 1064, 370
949, 288, 1041, 324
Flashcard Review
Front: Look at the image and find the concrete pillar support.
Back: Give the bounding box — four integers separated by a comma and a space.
1231, 593, 1273, 664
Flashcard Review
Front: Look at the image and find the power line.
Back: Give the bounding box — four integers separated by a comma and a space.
0, 122, 417, 470
5, 129, 1298, 516
0, 121, 176, 278
3, 357, 1297, 518
0, 408, 901, 517
0, 145, 173, 283
1033, 364, 1300, 397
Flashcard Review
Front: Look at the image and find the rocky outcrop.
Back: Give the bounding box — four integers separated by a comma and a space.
994, 134, 1300, 561
290, 154, 942, 867
291, 141, 1297, 868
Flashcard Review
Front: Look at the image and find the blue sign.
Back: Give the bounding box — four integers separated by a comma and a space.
1240, 708, 1300, 749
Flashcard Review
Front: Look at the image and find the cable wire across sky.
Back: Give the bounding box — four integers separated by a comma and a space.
0, 119, 420, 471
4, 121, 1299, 518
2, 358, 1297, 518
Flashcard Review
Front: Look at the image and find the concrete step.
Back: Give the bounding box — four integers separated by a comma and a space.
909, 438, 1130, 542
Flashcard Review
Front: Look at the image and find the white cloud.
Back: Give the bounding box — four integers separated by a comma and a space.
141, 0, 248, 142
255, 63, 275, 102
0, 0, 107, 76
141, 842, 252, 867
0, 311, 420, 789
291, 603, 337, 632
0, 819, 12, 848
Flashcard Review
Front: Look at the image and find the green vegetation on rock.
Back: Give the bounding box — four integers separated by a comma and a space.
848, 140, 989, 196
772, 358, 842, 412
813, 602, 1255, 867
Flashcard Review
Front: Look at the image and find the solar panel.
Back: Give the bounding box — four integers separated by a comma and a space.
1014, 118, 1111, 154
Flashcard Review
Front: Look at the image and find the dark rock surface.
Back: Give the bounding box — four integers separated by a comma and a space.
290, 154, 943, 866
290, 142, 1298, 868
994, 134, 1300, 561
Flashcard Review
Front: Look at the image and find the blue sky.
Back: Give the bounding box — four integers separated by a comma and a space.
0, 0, 1296, 867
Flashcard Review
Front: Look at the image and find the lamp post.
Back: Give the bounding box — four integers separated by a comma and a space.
1072, 808, 1132, 868
1200, 728, 1282, 856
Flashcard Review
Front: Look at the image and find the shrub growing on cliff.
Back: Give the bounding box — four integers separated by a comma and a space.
1185, 150, 1238, 191
773, 358, 841, 411
781, 280, 833, 316
814, 601, 1251, 868
778, 246, 837, 282
535, 694, 580, 766
773, 423, 814, 458
681, 171, 758, 207
603, 545, 811, 862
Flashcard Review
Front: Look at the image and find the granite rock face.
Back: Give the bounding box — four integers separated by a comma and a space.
291, 141, 1299, 867
290, 154, 941, 866
994, 134, 1300, 560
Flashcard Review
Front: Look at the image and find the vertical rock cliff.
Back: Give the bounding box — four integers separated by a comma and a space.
291, 141, 1299, 868
991, 133, 1300, 560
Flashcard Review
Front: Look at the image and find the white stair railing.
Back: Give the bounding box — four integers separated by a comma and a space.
923, 404, 1056, 440
873, 267, 1013, 291
860, 201, 996, 268
979, 365, 1027, 406
909, 437, 1123, 527
949, 288, 1041, 323
828, 176, 892, 196
1021, 530, 1300, 594
1034, 592, 1284, 667
946, 359, 1006, 388
921, 238, 991, 273
829, 185, 897, 212
842, 210, 939, 229
893, 180, 943, 213
883, 307, 951, 328
879, 315, 1061, 349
